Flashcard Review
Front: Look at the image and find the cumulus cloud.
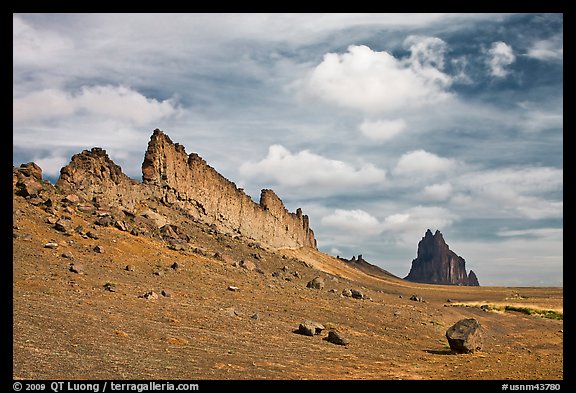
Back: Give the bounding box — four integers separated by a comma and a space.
297, 42, 453, 114
359, 118, 407, 141
381, 205, 456, 244
487, 41, 515, 77
526, 34, 563, 61
13, 85, 181, 126
239, 144, 386, 194
321, 209, 383, 236
422, 182, 453, 201
393, 150, 457, 176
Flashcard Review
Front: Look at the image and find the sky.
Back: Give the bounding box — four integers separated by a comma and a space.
13, 13, 563, 287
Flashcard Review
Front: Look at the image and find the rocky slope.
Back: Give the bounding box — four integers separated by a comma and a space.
404, 229, 479, 286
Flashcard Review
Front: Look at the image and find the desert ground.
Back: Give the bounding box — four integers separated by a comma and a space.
12, 191, 563, 381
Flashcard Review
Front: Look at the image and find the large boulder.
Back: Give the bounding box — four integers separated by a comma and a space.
446, 318, 483, 353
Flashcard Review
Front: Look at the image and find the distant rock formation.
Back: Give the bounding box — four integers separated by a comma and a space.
404, 229, 479, 286
55, 128, 316, 250
337, 254, 398, 279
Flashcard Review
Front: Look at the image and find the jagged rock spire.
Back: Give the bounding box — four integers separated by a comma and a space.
404, 229, 479, 286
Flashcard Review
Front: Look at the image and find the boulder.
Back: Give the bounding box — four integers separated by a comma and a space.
446, 318, 483, 353
306, 276, 324, 290
297, 320, 325, 336
239, 259, 257, 271
350, 289, 364, 299
326, 330, 349, 346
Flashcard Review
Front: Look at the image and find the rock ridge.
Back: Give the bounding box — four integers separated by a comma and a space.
55, 128, 316, 250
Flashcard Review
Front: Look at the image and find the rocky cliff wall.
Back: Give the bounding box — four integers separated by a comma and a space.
56, 129, 316, 250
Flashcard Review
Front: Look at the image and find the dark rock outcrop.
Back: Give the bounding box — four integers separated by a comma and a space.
404, 229, 479, 286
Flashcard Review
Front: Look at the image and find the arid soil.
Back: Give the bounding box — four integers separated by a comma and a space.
12, 192, 563, 381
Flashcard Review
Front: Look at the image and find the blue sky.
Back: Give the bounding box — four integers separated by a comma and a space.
13, 13, 563, 286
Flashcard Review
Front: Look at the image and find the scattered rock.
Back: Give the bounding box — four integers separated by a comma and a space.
228, 286, 240, 292
115, 220, 128, 231
61, 251, 74, 259
54, 219, 72, 233
15, 177, 43, 198
64, 194, 80, 204
446, 318, 483, 353
306, 276, 324, 290
170, 262, 180, 270
44, 242, 59, 249
350, 289, 364, 299
69, 263, 84, 274
77, 203, 95, 213
139, 290, 158, 300
297, 320, 325, 336
86, 231, 99, 239
93, 245, 105, 254
239, 259, 257, 271
292, 271, 301, 279
167, 239, 188, 251
224, 307, 240, 317
45, 216, 58, 225
341, 289, 352, 297
125, 265, 135, 272
325, 330, 349, 346
410, 294, 423, 302
103, 282, 117, 292
95, 216, 113, 227
329, 288, 338, 294
250, 313, 260, 320
161, 290, 172, 298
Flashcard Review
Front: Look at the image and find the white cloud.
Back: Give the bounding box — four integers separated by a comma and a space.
487, 41, 515, 77
13, 85, 181, 126
239, 144, 386, 194
521, 110, 563, 133
30, 153, 70, 180
381, 205, 456, 245
359, 118, 407, 141
526, 34, 563, 61
393, 150, 457, 176
404, 35, 447, 70
422, 182, 453, 201
497, 227, 563, 239
297, 43, 453, 114
451, 166, 563, 219
321, 209, 383, 236
13, 15, 74, 67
